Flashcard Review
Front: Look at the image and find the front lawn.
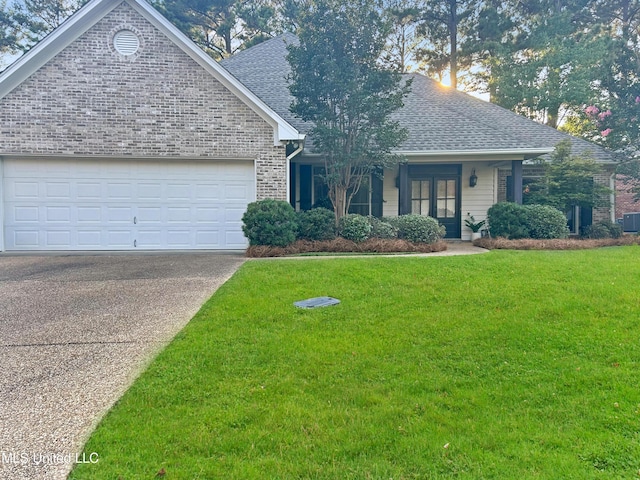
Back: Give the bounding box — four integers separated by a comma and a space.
71, 248, 640, 479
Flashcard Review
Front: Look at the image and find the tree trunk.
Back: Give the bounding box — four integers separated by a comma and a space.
546, 104, 560, 129
331, 185, 348, 225
449, 0, 458, 89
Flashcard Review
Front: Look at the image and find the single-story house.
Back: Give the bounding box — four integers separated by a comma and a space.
0, 0, 616, 251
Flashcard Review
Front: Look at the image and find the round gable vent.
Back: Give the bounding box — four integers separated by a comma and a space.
113, 30, 140, 56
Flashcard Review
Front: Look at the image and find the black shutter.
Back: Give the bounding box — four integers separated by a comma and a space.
371, 173, 384, 218
580, 207, 593, 228
506, 176, 513, 202
289, 162, 297, 208
299, 165, 312, 211
398, 164, 410, 215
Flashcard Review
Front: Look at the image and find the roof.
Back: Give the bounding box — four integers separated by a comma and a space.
222, 34, 614, 163
221, 32, 312, 138
0, 0, 302, 145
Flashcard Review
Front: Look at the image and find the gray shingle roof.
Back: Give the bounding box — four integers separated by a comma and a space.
221, 34, 614, 163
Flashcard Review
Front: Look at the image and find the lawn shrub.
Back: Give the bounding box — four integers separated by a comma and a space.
523, 204, 569, 239
395, 214, 446, 244
368, 216, 398, 239
582, 220, 623, 239
242, 199, 297, 247
338, 214, 372, 242
487, 202, 530, 239
297, 208, 336, 241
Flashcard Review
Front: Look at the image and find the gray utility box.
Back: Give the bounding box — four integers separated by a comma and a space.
623, 212, 640, 232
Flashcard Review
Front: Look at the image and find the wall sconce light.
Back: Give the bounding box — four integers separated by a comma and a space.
469, 169, 478, 188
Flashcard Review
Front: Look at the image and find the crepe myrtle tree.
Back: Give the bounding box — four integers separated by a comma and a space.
287, 0, 411, 222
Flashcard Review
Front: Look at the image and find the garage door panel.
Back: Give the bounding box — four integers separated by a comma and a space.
10, 181, 40, 199
77, 206, 102, 223
46, 182, 71, 199
12, 231, 40, 248
195, 183, 218, 200
138, 183, 162, 200
195, 207, 219, 222
137, 206, 163, 223
3, 158, 254, 250
11, 206, 39, 223
107, 206, 135, 223
107, 183, 134, 200
77, 230, 103, 247
77, 182, 102, 200
196, 230, 219, 246
46, 230, 72, 247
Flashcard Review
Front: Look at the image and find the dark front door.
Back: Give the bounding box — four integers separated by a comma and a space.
400, 165, 461, 238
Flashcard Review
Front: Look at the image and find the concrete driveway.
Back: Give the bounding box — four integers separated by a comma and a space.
0, 253, 245, 480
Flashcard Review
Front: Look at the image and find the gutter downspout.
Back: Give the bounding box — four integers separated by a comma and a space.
286, 140, 305, 208
286, 140, 304, 162
610, 172, 616, 222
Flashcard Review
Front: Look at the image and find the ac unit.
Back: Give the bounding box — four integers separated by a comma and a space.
623, 212, 640, 232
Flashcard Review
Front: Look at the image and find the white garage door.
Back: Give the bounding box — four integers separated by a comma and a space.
2, 158, 255, 250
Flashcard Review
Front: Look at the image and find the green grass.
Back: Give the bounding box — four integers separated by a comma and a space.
70, 247, 640, 479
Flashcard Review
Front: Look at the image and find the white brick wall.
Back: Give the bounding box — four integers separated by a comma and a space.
0, 2, 287, 200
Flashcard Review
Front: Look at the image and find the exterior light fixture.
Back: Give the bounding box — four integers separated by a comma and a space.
469, 169, 478, 188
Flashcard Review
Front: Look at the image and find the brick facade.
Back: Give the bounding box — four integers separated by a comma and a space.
615, 175, 640, 219
0, 2, 287, 200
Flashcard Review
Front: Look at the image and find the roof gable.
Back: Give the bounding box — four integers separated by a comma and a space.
0, 0, 302, 145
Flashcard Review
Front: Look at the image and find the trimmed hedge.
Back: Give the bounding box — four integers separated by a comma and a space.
487, 202, 530, 239
582, 220, 624, 239
368, 216, 398, 239
241, 199, 298, 247
338, 214, 372, 242
524, 204, 569, 239
488, 202, 569, 239
394, 214, 446, 244
297, 208, 336, 241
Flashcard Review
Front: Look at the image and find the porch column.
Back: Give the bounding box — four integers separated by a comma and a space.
511, 160, 523, 205
398, 163, 410, 214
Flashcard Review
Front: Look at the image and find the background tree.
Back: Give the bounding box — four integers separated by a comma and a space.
0, 0, 87, 67
151, 0, 280, 59
485, 0, 603, 128
381, 0, 425, 73
414, 0, 476, 89
287, 0, 411, 221
0, 2, 19, 57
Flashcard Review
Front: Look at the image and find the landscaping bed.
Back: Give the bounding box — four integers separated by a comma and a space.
474, 235, 640, 250
246, 237, 448, 257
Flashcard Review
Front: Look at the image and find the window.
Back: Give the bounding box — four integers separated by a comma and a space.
312, 166, 371, 215
411, 180, 430, 215
436, 179, 456, 218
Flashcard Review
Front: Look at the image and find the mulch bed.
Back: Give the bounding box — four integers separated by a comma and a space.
246, 238, 448, 257
474, 236, 640, 250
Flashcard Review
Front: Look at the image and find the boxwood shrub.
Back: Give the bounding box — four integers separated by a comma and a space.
242, 199, 297, 247
395, 214, 446, 244
368, 216, 398, 239
523, 204, 569, 239
297, 208, 336, 241
488, 202, 569, 239
487, 202, 530, 239
582, 220, 623, 239
338, 214, 372, 242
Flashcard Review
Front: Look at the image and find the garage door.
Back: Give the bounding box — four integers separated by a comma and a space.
2, 158, 255, 250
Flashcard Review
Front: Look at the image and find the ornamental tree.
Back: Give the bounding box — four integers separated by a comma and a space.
287, 0, 411, 221
523, 140, 612, 213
